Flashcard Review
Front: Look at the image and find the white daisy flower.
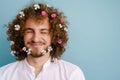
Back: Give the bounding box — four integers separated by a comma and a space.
22, 47, 27, 51
19, 11, 25, 18
11, 50, 16, 56
46, 4, 51, 7
48, 46, 53, 52
64, 27, 68, 32
10, 41, 14, 45
26, 48, 31, 55
41, 50, 47, 55
59, 24, 63, 28
14, 24, 20, 31
34, 4, 40, 10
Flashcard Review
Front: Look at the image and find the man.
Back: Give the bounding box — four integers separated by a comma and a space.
0, 3, 85, 80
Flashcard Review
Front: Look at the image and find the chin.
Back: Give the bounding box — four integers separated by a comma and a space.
31, 48, 42, 55
30, 53, 42, 58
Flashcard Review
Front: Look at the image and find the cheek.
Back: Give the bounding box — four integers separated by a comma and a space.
43, 35, 51, 43
24, 35, 33, 43
47, 36, 52, 43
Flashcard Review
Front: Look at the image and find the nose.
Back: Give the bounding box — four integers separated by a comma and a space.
32, 31, 41, 43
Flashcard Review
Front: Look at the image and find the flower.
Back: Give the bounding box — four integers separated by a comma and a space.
52, 57, 58, 63
41, 50, 47, 55
19, 11, 25, 18
22, 47, 27, 51
19, 49, 23, 53
26, 48, 31, 55
59, 24, 63, 28
46, 4, 51, 7
60, 18, 64, 22
14, 24, 20, 31
51, 13, 56, 18
10, 41, 14, 45
11, 50, 16, 56
41, 11, 47, 16
34, 4, 40, 10
64, 27, 68, 32
48, 46, 53, 52
57, 39, 62, 44
11, 50, 16, 54
8, 28, 11, 33
65, 33, 68, 39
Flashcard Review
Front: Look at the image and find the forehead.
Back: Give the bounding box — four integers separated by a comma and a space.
25, 18, 50, 29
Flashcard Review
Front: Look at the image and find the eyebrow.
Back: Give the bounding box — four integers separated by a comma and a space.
24, 28, 50, 31
40, 29, 50, 31
24, 28, 33, 31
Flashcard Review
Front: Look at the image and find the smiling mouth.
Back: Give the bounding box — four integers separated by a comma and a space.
30, 42, 45, 47
32, 43, 43, 47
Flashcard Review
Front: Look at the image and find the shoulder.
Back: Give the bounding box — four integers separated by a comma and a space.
0, 60, 23, 74
0, 61, 18, 70
57, 60, 85, 80
58, 59, 80, 70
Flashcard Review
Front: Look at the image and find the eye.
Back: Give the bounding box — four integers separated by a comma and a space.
41, 30, 49, 34
41, 31, 48, 34
25, 30, 33, 34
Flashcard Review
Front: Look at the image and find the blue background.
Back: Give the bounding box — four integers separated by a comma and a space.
0, 0, 120, 80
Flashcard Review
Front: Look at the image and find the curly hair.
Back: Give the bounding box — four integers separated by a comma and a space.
7, 3, 69, 61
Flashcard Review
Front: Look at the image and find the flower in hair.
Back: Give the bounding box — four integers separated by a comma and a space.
14, 24, 20, 31
63, 44, 66, 49
41, 49, 47, 55
48, 46, 53, 52
26, 48, 31, 55
51, 13, 56, 18
34, 4, 40, 10
22, 47, 31, 54
10, 41, 14, 45
65, 33, 69, 39
41, 11, 47, 16
22, 47, 27, 51
52, 57, 58, 63
19, 49, 23, 53
46, 4, 51, 7
11, 50, 16, 56
59, 24, 63, 28
60, 18, 64, 22
8, 28, 11, 33
19, 11, 25, 18
11, 50, 16, 54
57, 39, 62, 44
64, 27, 68, 32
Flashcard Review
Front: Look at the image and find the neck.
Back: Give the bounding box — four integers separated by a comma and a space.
27, 52, 50, 68
26, 52, 50, 77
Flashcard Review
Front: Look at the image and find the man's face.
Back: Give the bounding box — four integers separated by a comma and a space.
24, 18, 51, 57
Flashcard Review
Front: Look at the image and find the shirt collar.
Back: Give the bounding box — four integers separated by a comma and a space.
23, 58, 51, 73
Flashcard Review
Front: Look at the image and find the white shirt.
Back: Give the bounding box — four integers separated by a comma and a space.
0, 58, 85, 80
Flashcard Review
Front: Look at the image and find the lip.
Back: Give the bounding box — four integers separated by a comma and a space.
31, 43, 43, 48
